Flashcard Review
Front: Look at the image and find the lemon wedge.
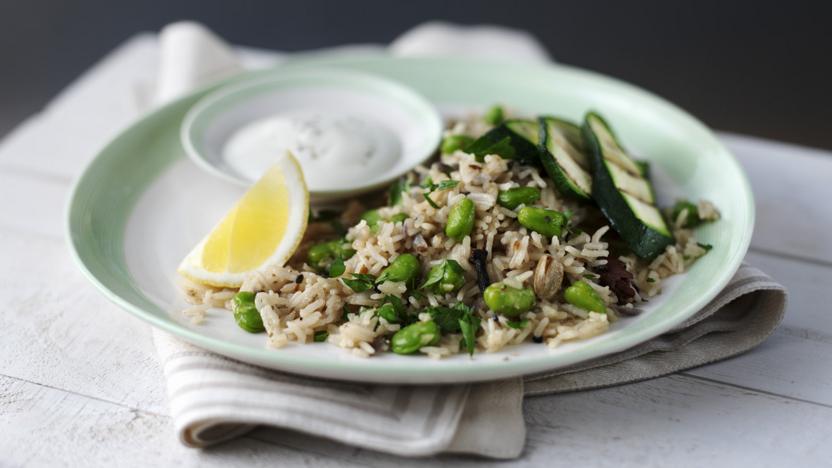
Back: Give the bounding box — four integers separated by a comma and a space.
178, 153, 308, 288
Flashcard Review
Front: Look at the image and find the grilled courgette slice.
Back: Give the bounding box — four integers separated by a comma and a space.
582, 112, 674, 259
466, 119, 539, 164
537, 116, 593, 200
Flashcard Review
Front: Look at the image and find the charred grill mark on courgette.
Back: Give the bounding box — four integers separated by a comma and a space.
606, 162, 654, 204
536, 116, 593, 200
583, 112, 674, 259
588, 118, 643, 175
545, 117, 590, 168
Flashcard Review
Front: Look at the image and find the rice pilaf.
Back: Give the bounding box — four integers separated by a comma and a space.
179, 109, 719, 358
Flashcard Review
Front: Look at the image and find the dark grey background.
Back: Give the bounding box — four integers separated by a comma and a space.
1, 0, 830, 149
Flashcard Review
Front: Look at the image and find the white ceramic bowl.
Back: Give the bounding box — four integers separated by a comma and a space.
181, 68, 443, 201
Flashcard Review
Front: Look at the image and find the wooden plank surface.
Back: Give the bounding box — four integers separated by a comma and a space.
2, 372, 829, 468
0, 36, 830, 466
0, 376, 365, 468
723, 134, 832, 264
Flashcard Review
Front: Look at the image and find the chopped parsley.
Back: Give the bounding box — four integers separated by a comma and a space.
388, 177, 411, 206
459, 308, 481, 356
426, 303, 471, 333
341, 273, 377, 292
421, 177, 460, 208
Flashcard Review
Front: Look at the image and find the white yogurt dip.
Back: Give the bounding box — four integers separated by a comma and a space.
222, 113, 400, 190
182, 70, 442, 200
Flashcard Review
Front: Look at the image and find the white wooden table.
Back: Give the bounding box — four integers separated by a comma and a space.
1, 35, 831, 467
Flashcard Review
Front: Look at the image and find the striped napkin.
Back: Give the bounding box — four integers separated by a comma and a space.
154, 331, 524, 457
149, 22, 786, 458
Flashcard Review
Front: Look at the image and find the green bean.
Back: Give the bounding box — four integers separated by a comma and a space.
497, 187, 541, 210
445, 197, 476, 240
331, 240, 355, 260
441, 135, 474, 154
233, 291, 256, 309
327, 239, 354, 260
484, 105, 504, 125
232, 292, 264, 333
563, 280, 606, 314
517, 206, 565, 238
335, 247, 355, 260
306, 239, 355, 271
435, 260, 466, 294
483, 283, 536, 317
422, 259, 466, 294
376, 253, 420, 286
390, 320, 441, 354
389, 213, 408, 224
361, 209, 382, 229
234, 304, 264, 333
306, 243, 333, 269
328, 257, 346, 277
363, 209, 408, 231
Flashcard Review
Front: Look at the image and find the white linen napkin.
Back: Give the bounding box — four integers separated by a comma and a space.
149, 21, 786, 458
153, 330, 524, 457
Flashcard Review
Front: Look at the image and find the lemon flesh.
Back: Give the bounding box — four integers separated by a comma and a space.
178, 154, 308, 288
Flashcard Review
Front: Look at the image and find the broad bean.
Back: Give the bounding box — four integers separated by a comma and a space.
390, 320, 441, 354
517, 206, 565, 238
497, 187, 541, 209
483, 283, 536, 317
445, 197, 476, 240
376, 253, 420, 286
563, 280, 606, 313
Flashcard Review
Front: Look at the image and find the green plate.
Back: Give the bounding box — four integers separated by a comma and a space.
66, 55, 753, 384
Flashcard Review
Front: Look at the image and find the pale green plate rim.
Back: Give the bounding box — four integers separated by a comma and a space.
66, 55, 754, 383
